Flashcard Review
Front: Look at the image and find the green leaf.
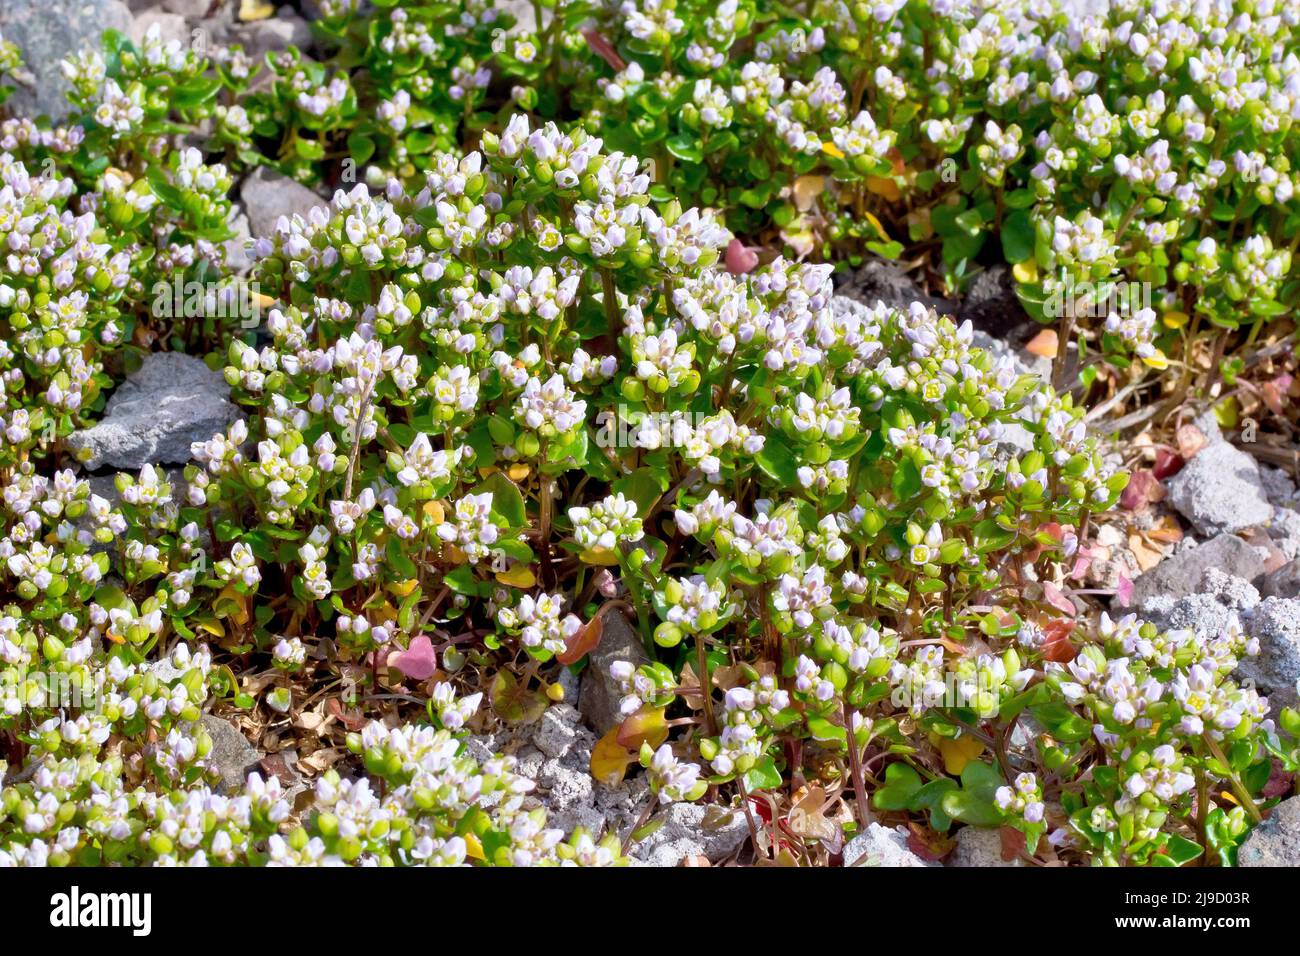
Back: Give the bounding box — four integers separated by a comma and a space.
1000, 208, 1034, 264
744, 755, 783, 792
473, 471, 527, 528
873, 763, 923, 811
665, 134, 703, 164
755, 432, 798, 487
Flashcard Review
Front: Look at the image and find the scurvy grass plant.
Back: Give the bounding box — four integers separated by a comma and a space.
0, 5, 1297, 868
224, 0, 1300, 376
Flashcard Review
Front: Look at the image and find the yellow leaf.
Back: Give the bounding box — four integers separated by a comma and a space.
506, 463, 531, 481
862, 211, 890, 242
1141, 350, 1169, 370
579, 547, 621, 566
1012, 259, 1039, 283
590, 729, 637, 785
464, 832, 485, 860
1161, 310, 1189, 329
196, 619, 225, 638
932, 732, 985, 776
865, 175, 901, 201
821, 141, 845, 159
217, 583, 249, 626
388, 578, 419, 598
444, 544, 468, 565
546, 682, 565, 702
423, 500, 445, 525
239, 0, 275, 21
496, 565, 536, 588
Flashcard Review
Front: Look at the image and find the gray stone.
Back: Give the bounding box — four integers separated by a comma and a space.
130, 7, 188, 46
1262, 559, 1300, 600
948, 826, 1023, 867
1260, 466, 1298, 508
240, 165, 326, 241
200, 714, 259, 794
1269, 508, 1300, 561
229, 9, 312, 60
1166, 442, 1273, 536
1241, 597, 1300, 711
1129, 534, 1265, 614
223, 206, 254, 274
161, 0, 217, 17
0, 0, 133, 120
532, 703, 582, 759
1238, 796, 1300, 867
632, 801, 749, 867
578, 609, 652, 735
843, 822, 938, 867
835, 257, 954, 315
67, 352, 237, 471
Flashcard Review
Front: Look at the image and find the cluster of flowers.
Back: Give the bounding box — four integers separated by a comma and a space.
246, 0, 1300, 373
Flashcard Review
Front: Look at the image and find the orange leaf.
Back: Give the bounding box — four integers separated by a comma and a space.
1026, 329, 1059, 358
616, 706, 669, 751
556, 613, 602, 666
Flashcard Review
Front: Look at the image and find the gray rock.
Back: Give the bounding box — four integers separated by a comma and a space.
0, 0, 133, 120
843, 822, 937, 867
1268, 508, 1300, 561
1238, 796, 1300, 867
532, 703, 582, 759
1130, 534, 1265, 614
948, 826, 1022, 867
1240, 597, 1300, 711
240, 165, 326, 241
223, 206, 254, 274
835, 257, 954, 315
1262, 559, 1300, 600
67, 352, 237, 471
161, 0, 217, 17
200, 714, 259, 794
577, 609, 651, 735
130, 7, 187, 46
632, 801, 749, 867
1260, 466, 1298, 508
1166, 442, 1273, 536
229, 9, 312, 60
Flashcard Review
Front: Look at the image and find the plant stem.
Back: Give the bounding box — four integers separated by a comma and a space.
1202, 733, 1263, 825
843, 699, 872, 830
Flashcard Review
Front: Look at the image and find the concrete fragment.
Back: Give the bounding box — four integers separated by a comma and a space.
843, 822, 938, 867
1166, 442, 1272, 536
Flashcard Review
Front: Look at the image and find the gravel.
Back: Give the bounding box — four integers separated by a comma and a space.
1165, 441, 1274, 536
1240, 597, 1300, 711
200, 714, 259, 795
843, 823, 938, 867
1129, 533, 1266, 614
577, 610, 651, 735
66, 352, 238, 471
948, 826, 1023, 867
240, 166, 328, 242
632, 801, 749, 867
1238, 796, 1300, 867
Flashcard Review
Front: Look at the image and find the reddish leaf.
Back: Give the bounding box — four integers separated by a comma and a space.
582, 29, 626, 71
725, 238, 760, 275
906, 823, 955, 862
1041, 581, 1077, 618
556, 614, 602, 665
1152, 447, 1185, 480
1041, 618, 1077, 663
1114, 572, 1134, 608
999, 826, 1027, 862
1120, 469, 1164, 511
1262, 374, 1293, 416
1262, 759, 1295, 799
389, 634, 437, 681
